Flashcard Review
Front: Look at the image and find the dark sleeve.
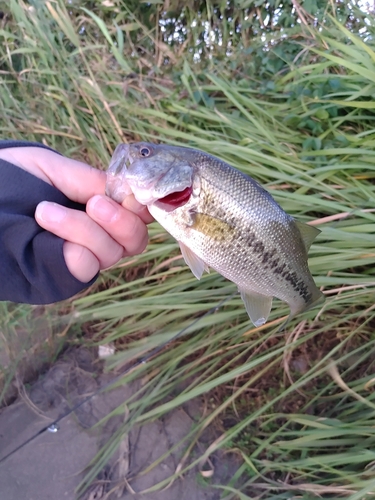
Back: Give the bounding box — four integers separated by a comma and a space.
0, 140, 98, 304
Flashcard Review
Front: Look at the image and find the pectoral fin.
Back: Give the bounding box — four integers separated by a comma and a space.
179, 241, 209, 280
239, 288, 273, 327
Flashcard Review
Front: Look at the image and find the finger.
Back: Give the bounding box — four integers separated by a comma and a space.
120, 194, 154, 224
87, 195, 149, 256
35, 201, 124, 269
63, 242, 100, 283
0, 147, 106, 204
36, 150, 107, 203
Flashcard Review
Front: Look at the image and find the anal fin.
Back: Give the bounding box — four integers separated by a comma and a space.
179, 241, 208, 280
239, 288, 273, 327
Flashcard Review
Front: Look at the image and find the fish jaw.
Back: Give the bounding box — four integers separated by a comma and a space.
105, 142, 195, 208
127, 162, 193, 206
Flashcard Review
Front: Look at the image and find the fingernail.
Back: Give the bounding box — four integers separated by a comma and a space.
36, 202, 67, 223
90, 195, 119, 222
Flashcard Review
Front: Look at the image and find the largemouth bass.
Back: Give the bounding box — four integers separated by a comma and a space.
106, 142, 324, 327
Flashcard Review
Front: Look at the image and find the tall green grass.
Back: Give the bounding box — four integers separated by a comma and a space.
1, 1, 375, 497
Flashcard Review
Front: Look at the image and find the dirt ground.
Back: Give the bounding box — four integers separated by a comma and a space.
0, 347, 239, 500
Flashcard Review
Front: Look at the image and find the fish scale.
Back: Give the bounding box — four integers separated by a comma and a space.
106, 142, 325, 328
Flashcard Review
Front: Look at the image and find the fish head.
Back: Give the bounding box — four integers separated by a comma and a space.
106, 142, 196, 210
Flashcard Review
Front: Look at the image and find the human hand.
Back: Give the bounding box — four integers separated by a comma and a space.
0, 147, 153, 283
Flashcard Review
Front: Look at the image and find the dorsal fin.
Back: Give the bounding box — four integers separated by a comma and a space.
295, 221, 321, 252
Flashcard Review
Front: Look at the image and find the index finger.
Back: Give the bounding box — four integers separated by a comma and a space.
34, 148, 107, 204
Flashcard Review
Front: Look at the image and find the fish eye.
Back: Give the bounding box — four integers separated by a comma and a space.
140, 146, 151, 157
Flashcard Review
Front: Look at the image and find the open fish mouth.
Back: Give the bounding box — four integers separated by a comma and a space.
155, 186, 193, 208
127, 183, 193, 210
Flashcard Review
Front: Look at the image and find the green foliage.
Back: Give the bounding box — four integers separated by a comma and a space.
1, 0, 375, 498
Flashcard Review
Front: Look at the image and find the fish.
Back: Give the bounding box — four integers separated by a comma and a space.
105, 142, 325, 328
